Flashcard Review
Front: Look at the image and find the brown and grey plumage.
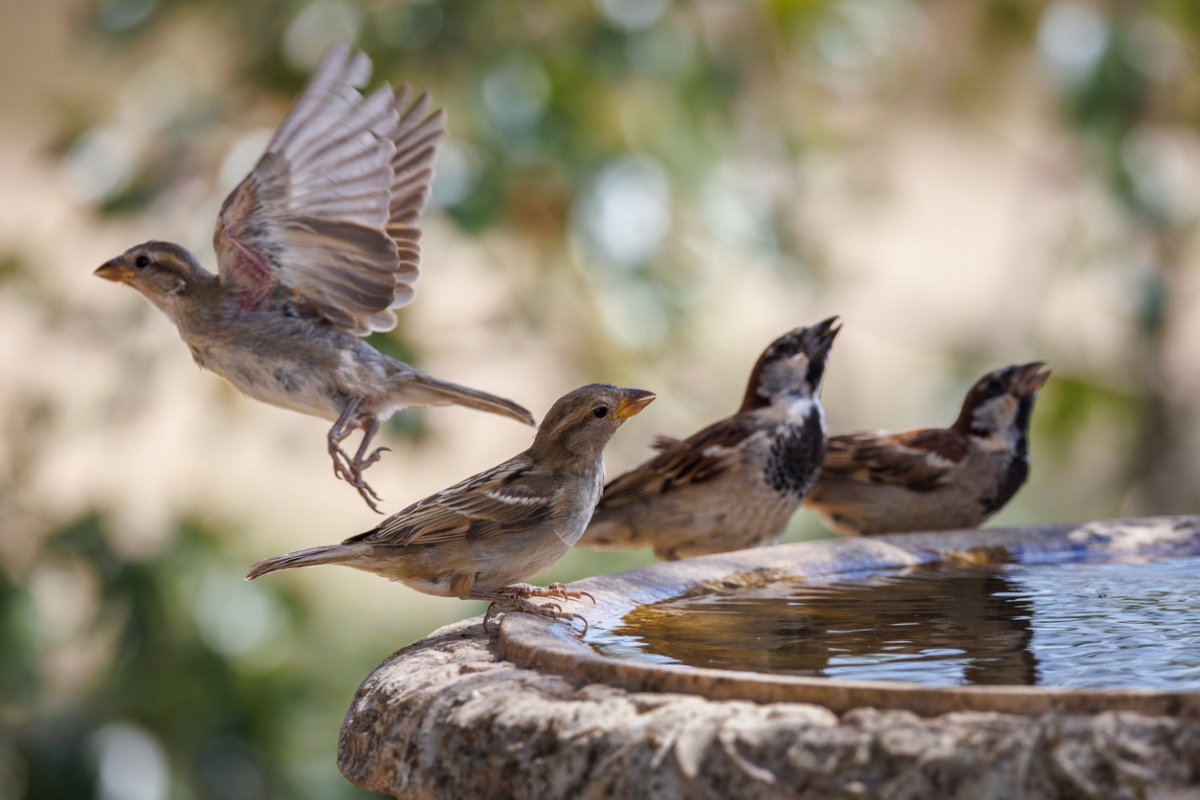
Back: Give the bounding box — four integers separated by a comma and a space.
94, 45, 533, 510
581, 318, 840, 561
804, 361, 1049, 536
247, 384, 654, 629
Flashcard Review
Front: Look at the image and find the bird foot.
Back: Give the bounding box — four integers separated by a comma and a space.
327, 443, 386, 513
472, 587, 590, 634
492, 582, 596, 605
357, 445, 391, 470
534, 582, 597, 605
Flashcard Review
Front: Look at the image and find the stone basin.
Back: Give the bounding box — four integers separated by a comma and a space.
338, 516, 1200, 798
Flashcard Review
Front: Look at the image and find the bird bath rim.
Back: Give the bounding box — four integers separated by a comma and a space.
498, 515, 1200, 717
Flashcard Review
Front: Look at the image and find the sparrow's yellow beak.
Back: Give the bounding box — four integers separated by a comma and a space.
94, 258, 134, 284
614, 388, 656, 420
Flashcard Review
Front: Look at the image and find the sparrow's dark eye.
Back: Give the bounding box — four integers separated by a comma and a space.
134, 255, 150, 269
592, 405, 609, 419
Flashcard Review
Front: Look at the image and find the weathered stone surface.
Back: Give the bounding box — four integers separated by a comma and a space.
340, 519, 1200, 798
338, 619, 1200, 800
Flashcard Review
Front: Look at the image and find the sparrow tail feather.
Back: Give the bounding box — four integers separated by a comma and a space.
246, 545, 354, 580
398, 374, 535, 426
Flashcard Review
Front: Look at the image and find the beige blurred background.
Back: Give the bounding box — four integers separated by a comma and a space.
1, 1, 1197, 798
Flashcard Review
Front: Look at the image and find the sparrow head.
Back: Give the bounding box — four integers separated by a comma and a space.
952, 361, 1050, 438
533, 384, 656, 463
740, 316, 841, 412
95, 241, 211, 316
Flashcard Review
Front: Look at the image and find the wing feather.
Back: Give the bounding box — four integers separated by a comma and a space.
345, 460, 558, 548
600, 417, 760, 509
820, 429, 968, 492
213, 45, 445, 335
271, 47, 372, 155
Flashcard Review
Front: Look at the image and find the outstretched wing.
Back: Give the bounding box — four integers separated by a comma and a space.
345, 459, 560, 547
600, 417, 761, 509
820, 428, 968, 492
379, 83, 444, 323
213, 44, 445, 335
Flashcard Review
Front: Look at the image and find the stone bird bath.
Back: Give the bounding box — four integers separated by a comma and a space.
337, 516, 1200, 798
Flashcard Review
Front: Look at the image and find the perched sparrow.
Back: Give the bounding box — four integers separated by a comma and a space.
95, 45, 533, 511
247, 384, 655, 628
580, 318, 840, 561
803, 361, 1050, 536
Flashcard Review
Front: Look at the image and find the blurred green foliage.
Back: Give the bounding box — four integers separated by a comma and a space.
5, 0, 1200, 797
5, 515, 380, 798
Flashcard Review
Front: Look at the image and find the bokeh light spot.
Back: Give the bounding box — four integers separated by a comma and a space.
92, 723, 169, 800
283, 0, 364, 71
596, 0, 669, 31
61, 127, 137, 204
1038, 2, 1108, 82
481, 58, 551, 132
574, 154, 672, 270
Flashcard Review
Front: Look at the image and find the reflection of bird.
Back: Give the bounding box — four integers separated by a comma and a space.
804, 362, 1049, 536
581, 318, 839, 560
616, 563, 1040, 686
247, 385, 654, 628
94, 45, 533, 511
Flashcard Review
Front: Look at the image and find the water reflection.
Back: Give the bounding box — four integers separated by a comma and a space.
589, 550, 1200, 689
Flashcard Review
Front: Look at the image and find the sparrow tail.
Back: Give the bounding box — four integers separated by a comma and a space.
399, 374, 535, 426
245, 544, 354, 580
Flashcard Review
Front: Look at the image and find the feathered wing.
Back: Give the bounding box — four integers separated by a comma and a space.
345, 459, 559, 547
246, 459, 553, 579
599, 417, 760, 509
820, 428, 968, 492
649, 434, 683, 452
375, 84, 445, 325
213, 44, 445, 335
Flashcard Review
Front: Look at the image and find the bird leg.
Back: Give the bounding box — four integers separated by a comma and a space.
327, 399, 360, 477
539, 582, 597, 605
351, 418, 391, 473
326, 401, 387, 512
469, 585, 591, 633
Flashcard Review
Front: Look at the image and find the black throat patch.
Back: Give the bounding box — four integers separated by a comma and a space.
981, 396, 1033, 514
982, 454, 1029, 515
765, 406, 826, 496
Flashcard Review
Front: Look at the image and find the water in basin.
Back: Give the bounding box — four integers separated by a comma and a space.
587, 549, 1200, 689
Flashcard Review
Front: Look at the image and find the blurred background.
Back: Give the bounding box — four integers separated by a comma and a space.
1, 0, 1198, 797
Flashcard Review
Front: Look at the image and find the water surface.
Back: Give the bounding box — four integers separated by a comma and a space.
587, 549, 1200, 689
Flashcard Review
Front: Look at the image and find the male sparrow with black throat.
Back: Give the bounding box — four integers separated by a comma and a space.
581, 318, 839, 560
804, 362, 1049, 536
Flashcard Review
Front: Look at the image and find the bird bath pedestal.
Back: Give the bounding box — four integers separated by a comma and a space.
337, 517, 1200, 799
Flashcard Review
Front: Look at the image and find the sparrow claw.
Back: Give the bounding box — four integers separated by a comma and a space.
482, 602, 504, 633
359, 446, 391, 470
475, 591, 590, 635
326, 409, 389, 512
328, 442, 354, 480
561, 611, 589, 634
327, 442, 386, 512
541, 582, 596, 605
348, 471, 385, 514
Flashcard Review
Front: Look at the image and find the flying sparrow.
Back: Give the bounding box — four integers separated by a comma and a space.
580, 318, 840, 560
246, 384, 655, 629
803, 361, 1050, 536
94, 45, 534, 511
